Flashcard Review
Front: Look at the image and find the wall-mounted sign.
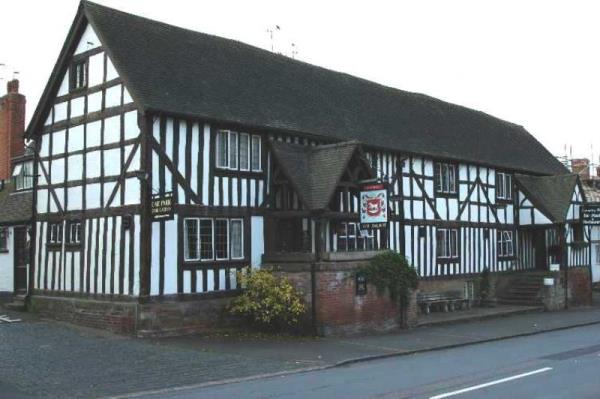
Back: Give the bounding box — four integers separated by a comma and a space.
582, 204, 600, 226
151, 192, 174, 221
360, 183, 388, 228
355, 273, 367, 296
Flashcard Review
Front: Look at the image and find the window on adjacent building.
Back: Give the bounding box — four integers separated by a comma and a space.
67, 221, 82, 245
0, 228, 9, 252
496, 172, 512, 200
435, 163, 457, 194
497, 230, 514, 257
48, 223, 63, 244
216, 130, 261, 171
336, 222, 375, 252
436, 228, 459, 259
70, 60, 88, 91
184, 217, 243, 262
13, 161, 33, 191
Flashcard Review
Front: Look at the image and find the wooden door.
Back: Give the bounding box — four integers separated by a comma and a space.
533, 229, 547, 271
13, 226, 28, 293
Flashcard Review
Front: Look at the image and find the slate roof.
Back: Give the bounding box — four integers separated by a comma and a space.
270, 140, 369, 210
515, 174, 579, 223
582, 183, 600, 203
0, 182, 32, 225
28, 1, 567, 176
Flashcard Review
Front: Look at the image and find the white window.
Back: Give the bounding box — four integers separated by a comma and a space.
0, 228, 9, 252
336, 222, 375, 252
436, 228, 459, 259
49, 223, 63, 244
184, 218, 243, 261
496, 172, 512, 200
435, 163, 456, 194
497, 230, 514, 257
251, 135, 261, 171
217, 130, 261, 172
67, 221, 82, 244
13, 161, 34, 191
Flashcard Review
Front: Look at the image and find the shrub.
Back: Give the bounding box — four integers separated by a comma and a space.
357, 251, 419, 305
229, 268, 306, 331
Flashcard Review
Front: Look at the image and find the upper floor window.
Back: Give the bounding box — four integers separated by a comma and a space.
70, 60, 88, 91
48, 223, 63, 244
216, 130, 261, 171
436, 228, 459, 259
335, 222, 375, 252
0, 227, 8, 252
497, 230, 514, 257
496, 172, 512, 200
12, 161, 33, 191
67, 221, 82, 245
184, 217, 244, 262
435, 162, 457, 194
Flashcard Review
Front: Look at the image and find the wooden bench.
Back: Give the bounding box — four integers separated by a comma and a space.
417, 291, 471, 314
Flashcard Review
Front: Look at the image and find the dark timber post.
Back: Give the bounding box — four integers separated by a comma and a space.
138, 112, 153, 298
558, 223, 568, 309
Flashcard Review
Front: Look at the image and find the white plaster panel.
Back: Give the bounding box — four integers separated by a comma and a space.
57, 73, 69, 97
87, 91, 102, 114
163, 218, 178, 295
402, 177, 410, 196
424, 180, 434, 198
70, 97, 85, 119
151, 223, 160, 295
86, 120, 102, 148
534, 209, 552, 225
37, 190, 48, 214
251, 216, 264, 268
52, 130, 66, 155
40, 134, 50, 158
104, 115, 121, 144
44, 109, 53, 126
103, 181, 117, 207
0, 227, 14, 291
414, 200, 424, 218
123, 87, 134, 104
124, 178, 140, 205
105, 85, 122, 109
124, 111, 139, 140
104, 148, 121, 177
53, 190, 64, 213
520, 210, 532, 225
67, 155, 84, 181
74, 24, 101, 54
50, 158, 65, 184
88, 52, 105, 87
423, 160, 433, 177
106, 56, 119, 81
54, 102, 68, 122
86, 151, 101, 179
67, 186, 83, 211
67, 124, 85, 153
125, 145, 140, 171
448, 198, 458, 220
202, 123, 211, 204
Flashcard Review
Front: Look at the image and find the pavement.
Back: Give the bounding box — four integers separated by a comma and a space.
2, 302, 600, 398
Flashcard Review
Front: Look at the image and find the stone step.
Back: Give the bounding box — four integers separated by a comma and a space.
5, 296, 26, 311
497, 298, 543, 306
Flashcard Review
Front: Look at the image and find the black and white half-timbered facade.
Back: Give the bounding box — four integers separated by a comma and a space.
22, 1, 594, 333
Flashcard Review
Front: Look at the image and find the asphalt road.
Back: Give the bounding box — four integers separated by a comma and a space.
134, 324, 600, 399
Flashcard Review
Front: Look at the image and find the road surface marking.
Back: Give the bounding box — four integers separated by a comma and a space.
429, 367, 553, 399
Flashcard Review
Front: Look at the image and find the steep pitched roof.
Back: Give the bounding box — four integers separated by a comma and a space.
0, 183, 32, 225
515, 174, 579, 223
270, 140, 369, 210
29, 1, 567, 176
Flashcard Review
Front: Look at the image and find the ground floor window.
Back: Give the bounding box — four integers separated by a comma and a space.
436, 228, 458, 259
184, 217, 244, 262
497, 230, 514, 257
0, 227, 8, 252
335, 222, 375, 252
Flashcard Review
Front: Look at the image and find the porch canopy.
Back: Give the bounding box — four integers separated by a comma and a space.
515, 174, 579, 224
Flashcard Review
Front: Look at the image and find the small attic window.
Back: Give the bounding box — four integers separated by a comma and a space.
70, 59, 88, 91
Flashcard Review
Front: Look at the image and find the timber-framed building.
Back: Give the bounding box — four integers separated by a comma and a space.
22, 1, 594, 334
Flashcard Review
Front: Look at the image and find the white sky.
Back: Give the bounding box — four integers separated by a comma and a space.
1, 0, 599, 162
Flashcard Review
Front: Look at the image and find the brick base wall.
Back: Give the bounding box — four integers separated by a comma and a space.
568, 266, 592, 306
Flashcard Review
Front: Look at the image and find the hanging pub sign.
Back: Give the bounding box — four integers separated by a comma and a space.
360, 183, 388, 228
151, 192, 174, 221
581, 204, 600, 226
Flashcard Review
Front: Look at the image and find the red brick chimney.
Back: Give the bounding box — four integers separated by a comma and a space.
571, 158, 590, 180
0, 79, 26, 180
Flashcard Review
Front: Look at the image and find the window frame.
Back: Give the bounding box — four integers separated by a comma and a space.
48, 223, 63, 245
435, 162, 458, 195
183, 218, 200, 262
239, 133, 250, 171
230, 218, 244, 260
436, 228, 459, 260
251, 135, 262, 172
70, 59, 88, 92
216, 130, 261, 172
66, 221, 82, 246
496, 172, 513, 201
183, 217, 244, 262
13, 161, 34, 191
336, 222, 375, 252
497, 230, 514, 258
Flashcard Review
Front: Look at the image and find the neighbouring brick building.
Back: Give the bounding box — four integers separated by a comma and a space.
16, 1, 596, 335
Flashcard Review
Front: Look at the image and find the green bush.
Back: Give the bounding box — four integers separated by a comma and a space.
229, 268, 306, 331
357, 251, 419, 305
